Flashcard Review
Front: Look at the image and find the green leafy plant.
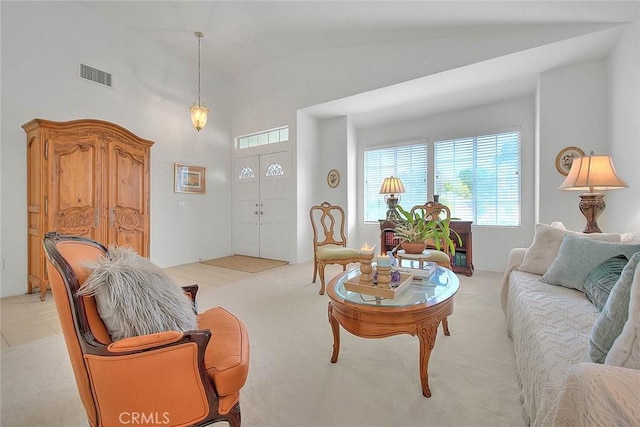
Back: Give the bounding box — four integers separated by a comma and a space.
394, 204, 461, 254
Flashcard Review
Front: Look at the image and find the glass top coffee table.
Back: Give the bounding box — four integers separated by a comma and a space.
326, 265, 459, 397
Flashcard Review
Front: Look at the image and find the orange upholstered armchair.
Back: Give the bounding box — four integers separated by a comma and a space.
42, 232, 250, 427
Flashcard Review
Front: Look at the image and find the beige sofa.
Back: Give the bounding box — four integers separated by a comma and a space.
501, 223, 640, 426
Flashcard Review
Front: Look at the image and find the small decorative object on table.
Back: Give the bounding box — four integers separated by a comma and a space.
345, 243, 414, 298
358, 243, 375, 284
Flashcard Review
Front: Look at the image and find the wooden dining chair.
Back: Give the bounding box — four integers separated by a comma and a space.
310, 202, 360, 295
407, 202, 455, 268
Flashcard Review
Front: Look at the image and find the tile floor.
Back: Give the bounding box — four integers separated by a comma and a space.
0, 262, 254, 350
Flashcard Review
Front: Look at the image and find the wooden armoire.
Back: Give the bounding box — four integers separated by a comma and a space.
24, 119, 154, 301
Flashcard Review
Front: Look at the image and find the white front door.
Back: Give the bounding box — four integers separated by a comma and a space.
258, 151, 289, 261
233, 150, 289, 261
233, 156, 260, 257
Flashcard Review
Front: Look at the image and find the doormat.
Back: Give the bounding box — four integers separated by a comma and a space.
200, 255, 288, 273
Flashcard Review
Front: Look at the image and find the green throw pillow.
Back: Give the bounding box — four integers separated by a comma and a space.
590, 252, 640, 363
584, 255, 628, 311
541, 235, 640, 291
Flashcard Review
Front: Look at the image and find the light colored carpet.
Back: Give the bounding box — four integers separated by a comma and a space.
0, 262, 524, 427
200, 255, 289, 273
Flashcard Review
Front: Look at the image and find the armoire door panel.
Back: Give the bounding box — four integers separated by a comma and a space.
107, 138, 150, 256
48, 138, 101, 241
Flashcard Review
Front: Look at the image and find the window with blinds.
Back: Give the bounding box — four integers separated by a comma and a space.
236, 126, 289, 149
364, 143, 428, 222
434, 131, 520, 226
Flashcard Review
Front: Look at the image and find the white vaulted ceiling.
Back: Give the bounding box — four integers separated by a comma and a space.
75, 1, 640, 126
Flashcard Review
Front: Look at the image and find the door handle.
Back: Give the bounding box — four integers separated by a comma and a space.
254, 211, 259, 214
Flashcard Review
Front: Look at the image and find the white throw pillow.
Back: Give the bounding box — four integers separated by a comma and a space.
78, 246, 197, 341
518, 223, 620, 275
621, 232, 640, 244
606, 252, 640, 368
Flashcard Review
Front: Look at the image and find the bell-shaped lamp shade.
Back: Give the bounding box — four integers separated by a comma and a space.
558, 154, 628, 193
379, 176, 406, 195
190, 104, 209, 132
558, 154, 628, 234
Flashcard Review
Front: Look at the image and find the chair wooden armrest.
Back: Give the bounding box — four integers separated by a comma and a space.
183, 284, 199, 303
183, 284, 200, 313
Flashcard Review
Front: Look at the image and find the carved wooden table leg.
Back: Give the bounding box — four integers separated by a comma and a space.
417, 319, 440, 398
442, 317, 450, 336
328, 303, 341, 363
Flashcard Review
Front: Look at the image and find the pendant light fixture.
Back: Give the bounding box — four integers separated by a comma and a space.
190, 31, 208, 131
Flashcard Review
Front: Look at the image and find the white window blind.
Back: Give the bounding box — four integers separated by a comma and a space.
434, 131, 520, 226
364, 143, 428, 222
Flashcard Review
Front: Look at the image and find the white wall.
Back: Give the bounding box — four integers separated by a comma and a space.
0, 2, 234, 297
356, 97, 536, 272
537, 59, 610, 231
295, 111, 318, 263
317, 117, 349, 209
608, 21, 640, 233
2, 3, 639, 296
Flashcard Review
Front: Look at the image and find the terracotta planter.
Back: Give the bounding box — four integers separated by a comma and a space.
401, 242, 427, 254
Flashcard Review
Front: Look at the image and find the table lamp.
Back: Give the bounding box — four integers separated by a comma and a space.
379, 176, 406, 220
558, 152, 628, 233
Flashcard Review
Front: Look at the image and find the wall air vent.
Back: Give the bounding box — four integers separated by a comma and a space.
80, 63, 112, 88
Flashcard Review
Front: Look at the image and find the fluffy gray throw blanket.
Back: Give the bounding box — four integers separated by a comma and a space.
78, 246, 198, 341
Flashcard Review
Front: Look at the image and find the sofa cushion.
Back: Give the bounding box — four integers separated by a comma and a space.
584, 255, 629, 311
590, 252, 640, 363
605, 252, 640, 368
519, 223, 619, 275
78, 246, 198, 341
541, 235, 640, 291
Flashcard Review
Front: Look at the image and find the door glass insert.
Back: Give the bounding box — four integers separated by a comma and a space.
239, 166, 255, 179
265, 163, 284, 176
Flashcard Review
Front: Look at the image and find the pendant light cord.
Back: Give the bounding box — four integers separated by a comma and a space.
195, 31, 203, 107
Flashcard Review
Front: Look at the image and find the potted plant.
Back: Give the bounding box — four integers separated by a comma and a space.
393, 204, 461, 255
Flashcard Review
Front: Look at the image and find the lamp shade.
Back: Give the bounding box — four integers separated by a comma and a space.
379, 176, 406, 195
558, 154, 628, 193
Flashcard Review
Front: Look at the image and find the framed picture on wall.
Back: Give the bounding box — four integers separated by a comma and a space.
555, 146, 585, 176
327, 169, 340, 188
174, 163, 206, 193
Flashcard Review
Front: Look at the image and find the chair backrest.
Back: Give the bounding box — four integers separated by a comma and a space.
410, 201, 451, 222
410, 202, 453, 252
310, 202, 348, 250
42, 232, 112, 426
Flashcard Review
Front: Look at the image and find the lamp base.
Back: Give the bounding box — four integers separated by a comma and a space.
384, 194, 400, 220
578, 193, 605, 234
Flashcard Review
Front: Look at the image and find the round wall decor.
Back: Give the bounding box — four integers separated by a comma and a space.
555, 146, 585, 176
327, 169, 340, 188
